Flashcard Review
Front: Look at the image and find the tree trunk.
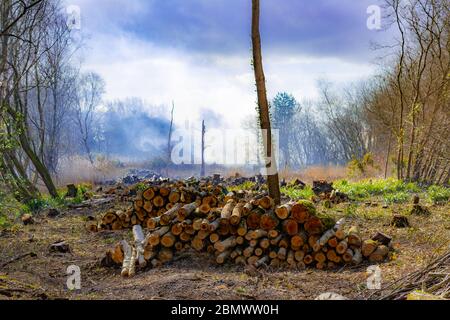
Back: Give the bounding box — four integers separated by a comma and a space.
200, 120, 206, 177
6, 151, 39, 196
19, 130, 58, 198
251, 0, 280, 205
384, 131, 392, 179
166, 101, 174, 176
394, 0, 406, 180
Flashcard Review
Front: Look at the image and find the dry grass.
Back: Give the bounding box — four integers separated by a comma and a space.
55, 156, 128, 187
53, 158, 351, 186
169, 165, 349, 182
279, 165, 347, 183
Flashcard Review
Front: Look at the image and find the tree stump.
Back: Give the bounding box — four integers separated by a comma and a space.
410, 204, 431, 216
21, 214, 34, 225
66, 184, 78, 198
390, 215, 410, 228
312, 180, 334, 195
50, 241, 70, 253
290, 178, 306, 189
371, 232, 392, 246
47, 208, 60, 218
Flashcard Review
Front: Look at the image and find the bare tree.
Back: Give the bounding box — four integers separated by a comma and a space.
318, 81, 370, 162
0, 0, 45, 36
166, 101, 175, 176
73, 72, 105, 164
0, 0, 61, 198
375, 0, 450, 183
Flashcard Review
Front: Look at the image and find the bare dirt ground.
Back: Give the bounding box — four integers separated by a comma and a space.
0, 199, 448, 300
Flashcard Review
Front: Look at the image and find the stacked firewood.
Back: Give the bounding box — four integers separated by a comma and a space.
101, 185, 391, 275
96, 182, 226, 231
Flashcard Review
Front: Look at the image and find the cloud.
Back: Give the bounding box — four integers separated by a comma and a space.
79, 33, 374, 129
69, 0, 393, 61
65, 0, 385, 130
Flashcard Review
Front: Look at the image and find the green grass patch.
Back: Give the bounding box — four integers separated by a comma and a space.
383, 191, 410, 204
25, 184, 87, 212
342, 203, 358, 218
135, 182, 148, 192
334, 178, 420, 198
427, 185, 450, 204
228, 181, 256, 192
340, 203, 391, 220
281, 185, 314, 200
333, 178, 449, 205
333, 178, 422, 203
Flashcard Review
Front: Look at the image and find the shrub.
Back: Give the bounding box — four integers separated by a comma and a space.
77, 182, 92, 194
347, 153, 379, 178
0, 214, 10, 229
26, 198, 51, 212
24, 184, 87, 212
0, 188, 26, 229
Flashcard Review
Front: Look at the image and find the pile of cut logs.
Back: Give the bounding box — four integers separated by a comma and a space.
93, 181, 226, 232
100, 184, 391, 276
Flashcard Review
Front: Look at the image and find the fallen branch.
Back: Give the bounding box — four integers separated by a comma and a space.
369, 250, 450, 300
0, 252, 37, 269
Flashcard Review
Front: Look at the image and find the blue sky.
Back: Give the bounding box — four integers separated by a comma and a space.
67, 0, 392, 127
